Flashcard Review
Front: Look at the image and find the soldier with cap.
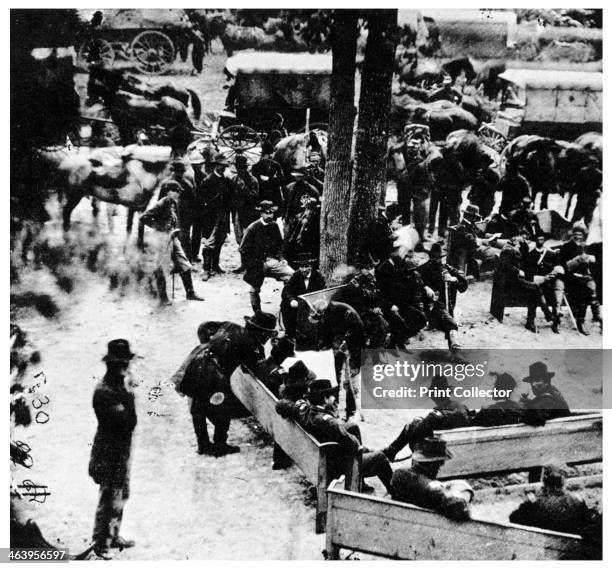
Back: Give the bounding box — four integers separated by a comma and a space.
195, 152, 232, 280
558, 223, 601, 335
520, 362, 571, 427
177, 312, 278, 456
240, 200, 295, 314
283, 168, 320, 235
252, 140, 285, 212
89, 340, 138, 558
280, 254, 326, 338
138, 181, 204, 304
509, 463, 601, 547
276, 379, 394, 493
418, 243, 468, 350
474, 373, 525, 427
382, 375, 473, 461
229, 155, 260, 254
390, 438, 471, 520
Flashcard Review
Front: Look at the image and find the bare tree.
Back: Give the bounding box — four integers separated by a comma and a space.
347, 10, 397, 265
319, 10, 359, 280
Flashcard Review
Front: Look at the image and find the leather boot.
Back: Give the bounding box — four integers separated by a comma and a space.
180, 271, 204, 301
155, 271, 171, 306
540, 296, 553, 322
577, 319, 590, 336
382, 424, 412, 462
212, 247, 225, 274
249, 290, 261, 314
201, 251, 211, 282
525, 305, 537, 332
551, 307, 561, 334
591, 300, 602, 323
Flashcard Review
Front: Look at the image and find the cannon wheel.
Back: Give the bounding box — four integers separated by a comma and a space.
478, 124, 508, 153
78, 38, 115, 67
130, 30, 175, 75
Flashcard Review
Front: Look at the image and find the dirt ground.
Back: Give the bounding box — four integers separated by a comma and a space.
10, 47, 602, 560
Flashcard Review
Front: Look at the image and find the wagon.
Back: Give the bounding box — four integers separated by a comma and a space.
78, 9, 191, 75
224, 51, 332, 132
491, 69, 603, 141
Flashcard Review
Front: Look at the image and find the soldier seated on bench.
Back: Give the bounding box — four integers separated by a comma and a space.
255, 336, 296, 397
390, 438, 472, 521
509, 463, 602, 557
473, 372, 525, 427
382, 376, 473, 461
276, 379, 394, 494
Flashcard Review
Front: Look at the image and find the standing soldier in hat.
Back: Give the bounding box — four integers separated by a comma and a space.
520, 362, 571, 426
252, 140, 285, 212
138, 183, 204, 304
474, 373, 525, 426
240, 200, 295, 313
229, 155, 260, 272
558, 223, 601, 335
177, 312, 279, 456
432, 147, 465, 238
89, 340, 138, 558
390, 438, 471, 520
418, 243, 468, 350
280, 254, 326, 338
195, 152, 232, 280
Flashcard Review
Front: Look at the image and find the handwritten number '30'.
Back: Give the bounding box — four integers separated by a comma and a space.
32, 396, 50, 423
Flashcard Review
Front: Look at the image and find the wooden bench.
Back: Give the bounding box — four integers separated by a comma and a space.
230, 368, 360, 533
435, 413, 603, 480
325, 479, 592, 560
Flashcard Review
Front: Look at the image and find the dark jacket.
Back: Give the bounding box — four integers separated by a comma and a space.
317, 301, 365, 352
239, 219, 285, 287
418, 260, 468, 312
390, 466, 471, 521
281, 270, 326, 307
251, 158, 284, 209
276, 399, 360, 453
139, 196, 179, 233
366, 215, 395, 264
524, 247, 560, 280
229, 171, 260, 225
474, 399, 525, 427
523, 385, 571, 427
283, 180, 319, 224
196, 171, 231, 216
89, 375, 137, 488
256, 358, 287, 398
376, 258, 425, 311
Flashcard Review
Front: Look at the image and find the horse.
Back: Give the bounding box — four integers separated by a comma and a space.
87, 68, 196, 155
38, 145, 182, 239
273, 130, 328, 176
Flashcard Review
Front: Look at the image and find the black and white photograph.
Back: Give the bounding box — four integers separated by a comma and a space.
8, 5, 605, 562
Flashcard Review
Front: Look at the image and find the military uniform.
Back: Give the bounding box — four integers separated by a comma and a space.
252, 157, 285, 212
396, 155, 430, 241
390, 465, 470, 520
89, 372, 137, 553
522, 385, 571, 427
467, 168, 499, 218
280, 268, 326, 338
229, 169, 260, 246
158, 173, 197, 261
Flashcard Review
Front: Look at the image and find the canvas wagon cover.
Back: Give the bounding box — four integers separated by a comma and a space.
96, 9, 189, 30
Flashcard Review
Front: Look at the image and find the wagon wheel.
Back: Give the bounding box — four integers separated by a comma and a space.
78, 38, 115, 68
130, 31, 175, 75
478, 124, 508, 153
217, 125, 261, 151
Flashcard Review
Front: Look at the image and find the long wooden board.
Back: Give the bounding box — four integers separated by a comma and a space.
435, 413, 602, 479
230, 368, 360, 533
325, 479, 591, 560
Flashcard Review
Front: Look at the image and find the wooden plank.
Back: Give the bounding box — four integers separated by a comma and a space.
326, 481, 586, 560
436, 414, 602, 479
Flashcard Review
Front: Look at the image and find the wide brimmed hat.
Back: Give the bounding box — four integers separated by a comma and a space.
272, 336, 296, 358
307, 379, 337, 400
212, 152, 229, 166
462, 204, 481, 220
102, 339, 136, 363
428, 243, 446, 260
244, 311, 278, 335
255, 200, 279, 213
411, 437, 453, 463
288, 360, 316, 383
295, 253, 317, 267
522, 361, 555, 384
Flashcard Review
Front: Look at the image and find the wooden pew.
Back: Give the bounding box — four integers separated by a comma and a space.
325, 479, 591, 560
230, 368, 360, 533
435, 413, 602, 479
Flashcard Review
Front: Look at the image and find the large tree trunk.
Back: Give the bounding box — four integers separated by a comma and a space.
347, 10, 397, 265
319, 11, 359, 282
